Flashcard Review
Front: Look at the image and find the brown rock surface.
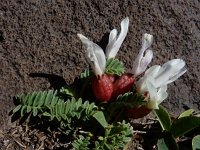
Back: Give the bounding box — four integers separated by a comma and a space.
0, 0, 200, 136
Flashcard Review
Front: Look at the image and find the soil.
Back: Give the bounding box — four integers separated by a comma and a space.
0, 0, 200, 149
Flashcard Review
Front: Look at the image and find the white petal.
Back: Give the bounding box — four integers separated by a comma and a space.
134, 49, 153, 76
144, 65, 161, 78
78, 34, 106, 76
108, 29, 118, 43
132, 33, 153, 77
145, 80, 168, 109
142, 33, 153, 50
137, 75, 156, 95
136, 76, 148, 93
106, 17, 129, 59
146, 79, 159, 109
146, 78, 158, 100
141, 50, 153, 68
105, 29, 118, 57
157, 85, 168, 104
154, 59, 186, 87
165, 67, 187, 84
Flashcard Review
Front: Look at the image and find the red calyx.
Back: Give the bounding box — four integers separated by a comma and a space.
112, 74, 135, 98
126, 106, 151, 119
92, 74, 115, 102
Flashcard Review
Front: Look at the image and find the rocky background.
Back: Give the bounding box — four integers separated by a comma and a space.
0, 0, 200, 137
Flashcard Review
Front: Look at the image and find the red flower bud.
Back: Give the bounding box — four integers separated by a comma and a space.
112, 74, 135, 98
92, 74, 115, 102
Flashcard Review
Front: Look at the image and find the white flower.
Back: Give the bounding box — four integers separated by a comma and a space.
106, 17, 129, 59
78, 17, 129, 76
137, 59, 187, 109
77, 34, 106, 76
132, 33, 153, 77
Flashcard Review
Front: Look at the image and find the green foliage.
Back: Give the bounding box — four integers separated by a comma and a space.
12, 88, 135, 149
178, 109, 194, 118
154, 105, 171, 131
79, 59, 125, 77
154, 106, 200, 137
154, 105, 200, 150
155, 106, 178, 150
192, 135, 200, 150
60, 86, 77, 98
105, 92, 145, 123
13, 90, 99, 127
114, 92, 145, 108
170, 116, 200, 138
43, 98, 98, 127
157, 132, 179, 150
93, 111, 108, 128
105, 58, 125, 76
95, 121, 133, 150
13, 90, 58, 117
72, 135, 91, 150
78, 69, 93, 97
80, 69, 92, 79
72, 121, 133, 150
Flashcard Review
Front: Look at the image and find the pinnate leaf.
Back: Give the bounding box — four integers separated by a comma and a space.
105, 58, 125, 76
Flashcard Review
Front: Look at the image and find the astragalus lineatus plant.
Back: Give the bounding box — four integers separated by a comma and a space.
11, 17, 200, 150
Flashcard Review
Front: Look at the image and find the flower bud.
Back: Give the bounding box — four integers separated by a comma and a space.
112, 74, 135, 98
92, 74, 115, 102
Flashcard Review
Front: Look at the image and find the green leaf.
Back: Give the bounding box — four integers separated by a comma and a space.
93, 111, 108, 128
33, 91, 42, 107
170, 116, 200, 138
60, 86, 76, 97
20, 106, 26, 117
178, 109, 194, 119
51, 96, 58, 107
26, 106, 32, 113
112, 92, 145, 108
192, 135, 200, 150
27, 92, 37, 106
43, 112, 52, 117
13, 105, 22, 113
38, 91, 47, 107
105, 58, 125, 76
157, 138, 169, 150
154, 105, 171, 131
157, 132, 179, 150
33, 108, 38, 116
44, 90, 54, 106
80, 69, 91, 79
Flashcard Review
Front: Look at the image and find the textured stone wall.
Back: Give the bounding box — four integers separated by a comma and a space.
0, 0, 200, 129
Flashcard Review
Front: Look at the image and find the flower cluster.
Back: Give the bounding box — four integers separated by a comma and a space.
78, 17, 186, 118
